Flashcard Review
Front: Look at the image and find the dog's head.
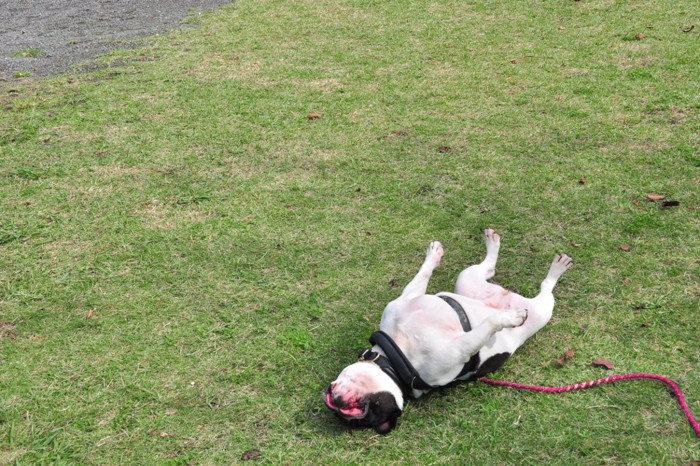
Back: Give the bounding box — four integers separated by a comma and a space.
324, 362, 403, 435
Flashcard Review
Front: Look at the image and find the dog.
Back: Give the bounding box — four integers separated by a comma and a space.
324, 229, 572, 434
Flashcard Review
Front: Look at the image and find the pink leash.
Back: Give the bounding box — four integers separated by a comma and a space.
479, 373, 700, 438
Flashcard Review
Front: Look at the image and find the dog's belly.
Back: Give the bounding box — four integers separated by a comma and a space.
433, 292, 526, 328
382, 293, 529, 387
482, 289, 528, 310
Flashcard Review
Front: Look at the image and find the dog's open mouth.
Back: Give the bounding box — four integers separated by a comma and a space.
324, 389, 368, 419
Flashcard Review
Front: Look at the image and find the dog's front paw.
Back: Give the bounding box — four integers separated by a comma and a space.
483, 228, 501, 259
427, 240, 444, 268
484, 228, 501, 246
502, 308, 528, 328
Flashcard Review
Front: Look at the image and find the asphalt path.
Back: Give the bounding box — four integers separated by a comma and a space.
0, 0, 234, 78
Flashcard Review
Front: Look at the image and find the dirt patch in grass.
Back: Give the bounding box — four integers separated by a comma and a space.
0, 321, 17, 339
0, 0, 235, 79
138, 199, 211, 230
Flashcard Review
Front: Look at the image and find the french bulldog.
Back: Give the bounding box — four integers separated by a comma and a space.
324, 229, 572, 434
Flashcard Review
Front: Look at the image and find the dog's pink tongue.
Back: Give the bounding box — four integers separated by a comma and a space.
326, 392, 364, 417
339, 406, 364, 417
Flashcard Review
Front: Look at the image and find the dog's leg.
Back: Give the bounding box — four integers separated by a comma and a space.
504, 253, 573, 344
399, 241, 444, 300
380, 242, 444, 332
457, 308, 528, 358
454, 228, 502, 298
538, 253, 573, 295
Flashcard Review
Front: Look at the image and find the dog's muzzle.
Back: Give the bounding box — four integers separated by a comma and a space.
324, 386, 369, 419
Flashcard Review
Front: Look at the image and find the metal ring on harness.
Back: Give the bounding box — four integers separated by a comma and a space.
358, 349, 381, 363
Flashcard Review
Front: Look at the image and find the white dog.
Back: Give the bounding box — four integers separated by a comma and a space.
324, 229, 572, 434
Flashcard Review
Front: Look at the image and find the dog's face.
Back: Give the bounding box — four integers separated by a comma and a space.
324, 362, 403, 434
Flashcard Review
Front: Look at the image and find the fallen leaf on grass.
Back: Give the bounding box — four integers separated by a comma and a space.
242, 450, 261, 461
306, 112, 321, 120
592, 358, 615, 370
554, 348, 576, 367
620, 245, 631, 252
377, 130, 409, 140
646, 193, 665, 201
437, 145, 452, 153
660, 200, 680, 209
86, 309, 95, 319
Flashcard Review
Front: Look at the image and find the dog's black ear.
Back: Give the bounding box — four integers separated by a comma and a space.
367, 392, 402, 435
374, 407, 401, 435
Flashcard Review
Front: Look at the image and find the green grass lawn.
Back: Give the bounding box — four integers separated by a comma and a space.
1, 0, 699, 464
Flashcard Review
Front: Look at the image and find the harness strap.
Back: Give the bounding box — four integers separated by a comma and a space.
368, 331, 435, 392
438, 295, 472, 332
438, 294, 479, 380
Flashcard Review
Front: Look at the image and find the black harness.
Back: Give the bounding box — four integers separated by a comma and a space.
358, 295, 478, 395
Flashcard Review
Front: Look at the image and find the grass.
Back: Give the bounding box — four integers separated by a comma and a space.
1, 0, 698, 463
12, 49, 44, 59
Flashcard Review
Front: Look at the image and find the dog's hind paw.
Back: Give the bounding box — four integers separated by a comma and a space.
549, 253, 573, 278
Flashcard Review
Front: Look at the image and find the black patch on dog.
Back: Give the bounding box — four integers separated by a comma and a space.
348, 391, 402, 435
458, 353, 481, 378
444, 353, 483, 385
475, 352, 511, 377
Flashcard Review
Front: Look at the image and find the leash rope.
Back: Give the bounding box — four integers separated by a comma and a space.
479, 373, 700, 438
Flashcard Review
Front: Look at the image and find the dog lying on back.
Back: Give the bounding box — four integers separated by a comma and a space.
324, 229, 572, 434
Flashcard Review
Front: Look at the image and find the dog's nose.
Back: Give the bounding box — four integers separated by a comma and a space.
333, 396, 346, 408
